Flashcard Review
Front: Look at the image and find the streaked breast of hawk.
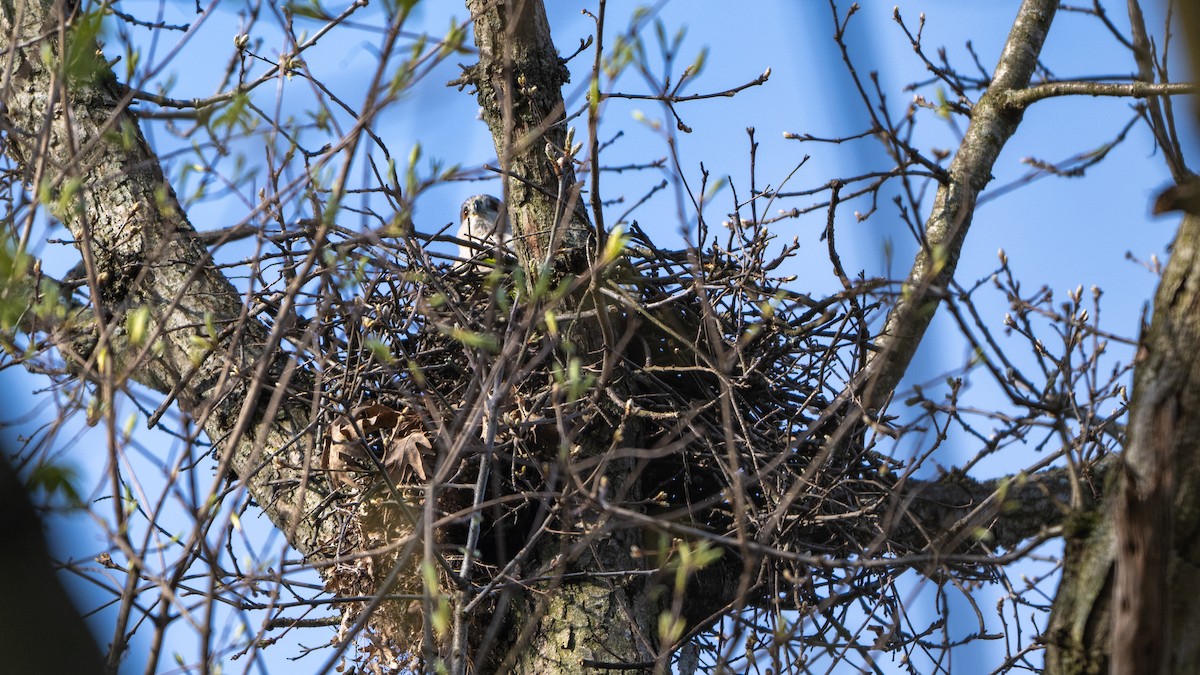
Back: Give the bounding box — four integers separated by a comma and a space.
455, 194, 509, 271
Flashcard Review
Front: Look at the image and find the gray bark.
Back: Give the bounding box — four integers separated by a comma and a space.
854, 0, 1058, 409
0, 0, 342, 613
1046, 211, 1200, 674
463, 0, 592, 281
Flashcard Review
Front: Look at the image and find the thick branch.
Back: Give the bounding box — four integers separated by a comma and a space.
894, 464, 1104, 556
464, 0, 593, 280
1006, 80, 1197, 107
1047, 210, 1200, 674
0, 0, 337, 563
856, 0, 1058, 408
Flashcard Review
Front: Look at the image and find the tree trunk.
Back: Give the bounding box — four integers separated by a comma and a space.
464, 0, 592, 280
460, 2, 662, 670
1047, 211, 1200, 674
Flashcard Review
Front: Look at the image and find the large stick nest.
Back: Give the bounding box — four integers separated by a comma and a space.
309, 214, 901, 581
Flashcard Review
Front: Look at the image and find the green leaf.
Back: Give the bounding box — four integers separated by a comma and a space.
364, 337, 396, 365
405, 143, 422, 195
33, 279, 66, 322
284, 0, 331, 20
589, 76, 601, 115
658, 612, 684, 643
64, 9, 107, 86
440, 19, 469, 58
126, 306, 151, 346
212, 93, 254, 134
0, 237, 31, 331
447, 327, 500, 352
26, 462, 83, 507
602, 225, 629, 264
689, 46, 708, 79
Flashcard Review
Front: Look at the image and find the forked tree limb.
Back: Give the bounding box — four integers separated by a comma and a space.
852, 0, 1059, 411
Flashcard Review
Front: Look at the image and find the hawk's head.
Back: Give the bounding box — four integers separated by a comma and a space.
455, 194, 509, 271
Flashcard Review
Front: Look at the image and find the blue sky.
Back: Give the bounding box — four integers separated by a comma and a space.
2, 1, 1188, 672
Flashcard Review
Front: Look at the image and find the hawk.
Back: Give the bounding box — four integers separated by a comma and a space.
455, 194, 509, 271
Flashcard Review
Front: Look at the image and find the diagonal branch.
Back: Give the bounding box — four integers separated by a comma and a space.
0, 0, 338, 564
851, 0, 1059, 411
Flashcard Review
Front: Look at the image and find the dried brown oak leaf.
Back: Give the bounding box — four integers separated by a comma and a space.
383, 432, 433, 483
324, 403, 433, 489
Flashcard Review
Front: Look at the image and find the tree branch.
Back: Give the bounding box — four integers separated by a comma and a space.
1006, 80, 1197, 108
0, 0, 338, 565
851, 0, 1059, 410
463, 0, 593, 280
